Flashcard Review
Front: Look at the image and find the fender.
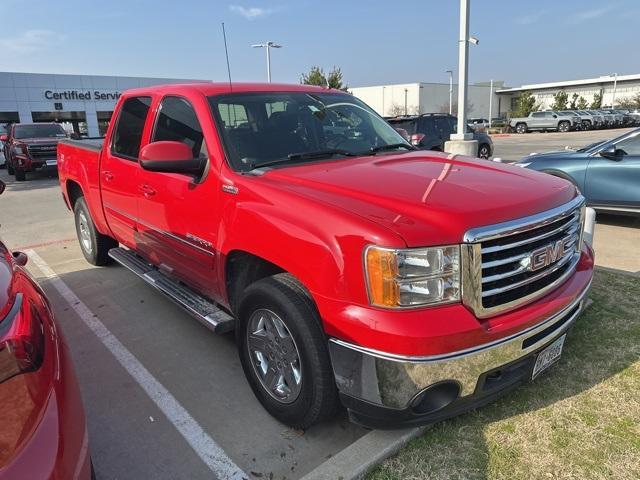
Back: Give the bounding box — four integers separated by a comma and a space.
217, 183, 406, 307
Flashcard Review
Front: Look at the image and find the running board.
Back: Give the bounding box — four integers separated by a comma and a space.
108, 247, 235, 334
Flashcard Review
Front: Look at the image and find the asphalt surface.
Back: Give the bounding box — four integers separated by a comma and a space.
491, 127, 636, 161
0, 167, 367, 480
0, 131, 637, 479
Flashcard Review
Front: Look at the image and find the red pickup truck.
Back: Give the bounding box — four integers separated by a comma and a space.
58, 83, 595, 429
1, 123, 68, 181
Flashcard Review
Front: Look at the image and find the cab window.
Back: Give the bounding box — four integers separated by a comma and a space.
111, 96, 151, 159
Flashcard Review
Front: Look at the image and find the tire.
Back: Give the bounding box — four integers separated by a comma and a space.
558, 121, 570, 133
583, 120, 592, 130
73, 196, 118, 266
478, 143, 491, 159
237, 273, 338, 429
7, 160, 14, 175
516, 123, 527, 134
15, 169, 26, 181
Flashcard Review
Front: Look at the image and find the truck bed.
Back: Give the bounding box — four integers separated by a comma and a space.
59, 138, 104, 152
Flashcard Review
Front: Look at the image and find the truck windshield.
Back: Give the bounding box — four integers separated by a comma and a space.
209, 92, 409, 171
14, 124, 67, 139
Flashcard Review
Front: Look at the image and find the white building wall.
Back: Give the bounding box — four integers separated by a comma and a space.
350, 82, 504, 118
0, 72, 205, 136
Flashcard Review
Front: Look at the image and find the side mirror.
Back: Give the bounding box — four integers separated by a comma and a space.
0, 134, 7, 142
552, 114, 558, 118
139, 141, 204, 175
0, 179, 5, 195
599, 145, 622, 160
394, 127, 410, 142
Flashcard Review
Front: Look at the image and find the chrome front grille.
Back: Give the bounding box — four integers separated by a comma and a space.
27, 144, 58, 159
462, 196, 585, 318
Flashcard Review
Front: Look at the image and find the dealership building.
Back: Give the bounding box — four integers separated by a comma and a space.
0, 71, 203, 137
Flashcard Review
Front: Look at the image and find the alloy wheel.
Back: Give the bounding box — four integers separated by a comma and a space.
247, 308, 302, 404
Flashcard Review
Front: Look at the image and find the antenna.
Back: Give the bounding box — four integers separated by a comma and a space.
221, 22, 232, 91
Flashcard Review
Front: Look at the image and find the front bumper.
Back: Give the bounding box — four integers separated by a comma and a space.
329, 279, 591, 429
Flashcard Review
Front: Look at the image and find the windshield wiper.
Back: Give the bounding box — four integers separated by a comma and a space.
369, 143, 416, 153
249, 149, 361, 170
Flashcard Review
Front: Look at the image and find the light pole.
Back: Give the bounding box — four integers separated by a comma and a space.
251, 41, 282, 82
611, 72, 618, 107
404, 88, 408, 115
488, 79, 493, 127
445, 70, 453, 115
452, 0, 475, 141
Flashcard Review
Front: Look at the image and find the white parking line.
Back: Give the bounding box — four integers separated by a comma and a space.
26, 250, 248, 480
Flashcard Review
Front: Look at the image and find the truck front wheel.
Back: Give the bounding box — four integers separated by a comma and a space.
558, 121, 570, 133
15, 169, 26, 181
237, 273, 338, 429
515, 123, 527, 134
6, 160, 14, 175
73, 197, 118, 265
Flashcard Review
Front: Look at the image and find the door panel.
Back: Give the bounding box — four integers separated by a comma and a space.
135, 95, 222, 301
586, 134, 640, 209
101, 96, 152, 246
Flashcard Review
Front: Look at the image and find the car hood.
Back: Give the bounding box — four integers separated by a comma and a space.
260, 151, 577, 246
523, 150, 589, 161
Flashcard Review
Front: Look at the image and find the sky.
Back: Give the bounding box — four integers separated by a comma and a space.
0, 0, 639, 88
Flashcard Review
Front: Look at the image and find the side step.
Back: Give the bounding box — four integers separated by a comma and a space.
108, 247, 235, 334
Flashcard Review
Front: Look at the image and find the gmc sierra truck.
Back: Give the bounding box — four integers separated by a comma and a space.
509, 111, 579, 134
58, 83, 595, 429
1, 123, 68, 181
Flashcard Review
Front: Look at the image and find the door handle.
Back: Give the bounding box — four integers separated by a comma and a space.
138, 184, 156, 197
102, 170, 114, 181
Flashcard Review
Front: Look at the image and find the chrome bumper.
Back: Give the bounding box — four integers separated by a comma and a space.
329, 281, 591, 410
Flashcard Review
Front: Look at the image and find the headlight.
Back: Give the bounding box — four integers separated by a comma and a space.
364, 245, 460, 308
517, 162, 531, 168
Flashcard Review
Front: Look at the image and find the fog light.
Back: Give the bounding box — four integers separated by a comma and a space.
410, 381, 460, 415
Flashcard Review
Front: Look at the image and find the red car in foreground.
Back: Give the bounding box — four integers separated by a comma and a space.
0, 180, 91, 479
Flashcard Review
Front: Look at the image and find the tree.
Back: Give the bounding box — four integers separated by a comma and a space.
300, 66, 348, 91
388, 103, 405, 116
616, 93, 640, 109
551, 91, 568, 110
591, 92, 603, 109
513, 91, 540, 117
569, 93, 579, 110
577, 96, 588, 110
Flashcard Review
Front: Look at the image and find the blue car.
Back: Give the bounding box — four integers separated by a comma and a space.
520, 128, 640, 215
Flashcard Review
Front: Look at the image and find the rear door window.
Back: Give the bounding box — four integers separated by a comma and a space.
111, 96, 152, 159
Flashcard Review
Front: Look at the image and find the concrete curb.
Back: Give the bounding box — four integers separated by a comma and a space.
299, 426, 427, 480
595, 265, 640, 279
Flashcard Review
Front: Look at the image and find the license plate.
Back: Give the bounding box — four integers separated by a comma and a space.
532, 334, 565, 380
46, 159, 57, 166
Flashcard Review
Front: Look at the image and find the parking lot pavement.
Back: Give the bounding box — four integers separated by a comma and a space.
0, 169, 366, 480
491, 127, 636, 161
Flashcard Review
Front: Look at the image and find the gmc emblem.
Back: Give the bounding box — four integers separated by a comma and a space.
529, 236, 572, 272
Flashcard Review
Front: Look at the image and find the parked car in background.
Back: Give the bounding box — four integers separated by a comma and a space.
57, 82, 593, 429
387, 113, 493, 158
600, 109, 623, 126
469, 118, 489, 130
0, 179, 92, 479
559, 110, 594, 130
509, 111, 578, 133
520, 128, 640, 214
0, 124, 8, 168
580, 110, 604, 128
1, 123, 68, 181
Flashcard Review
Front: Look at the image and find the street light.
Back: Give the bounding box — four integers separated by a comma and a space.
251, 41, 282, 83
445, 70, 453, 115
610, 72, 618, 107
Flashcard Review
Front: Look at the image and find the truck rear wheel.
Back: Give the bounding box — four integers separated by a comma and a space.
237, 273, 338, 429
74, 196, 118, 266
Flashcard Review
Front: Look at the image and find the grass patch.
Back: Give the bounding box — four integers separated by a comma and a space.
368, 271, 640, 480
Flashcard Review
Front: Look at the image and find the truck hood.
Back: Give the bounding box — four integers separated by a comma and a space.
261, 151, 577, 246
